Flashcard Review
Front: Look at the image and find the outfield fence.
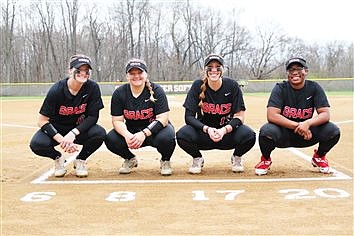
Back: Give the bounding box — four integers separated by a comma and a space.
1, 78, 353, 96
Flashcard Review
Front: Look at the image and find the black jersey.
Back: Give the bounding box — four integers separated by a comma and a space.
111, 82, 170, 130
267, 80, 330, 122
39, 77, 104, 130
183, 77, 245, 128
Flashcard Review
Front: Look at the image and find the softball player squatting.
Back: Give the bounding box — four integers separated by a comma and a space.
255, 57, 341, 175
29, 54, 106, 178
176, 54, 256, 174
105, 59, 176, 176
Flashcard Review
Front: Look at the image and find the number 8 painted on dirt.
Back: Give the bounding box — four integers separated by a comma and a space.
105, 191, 136, 202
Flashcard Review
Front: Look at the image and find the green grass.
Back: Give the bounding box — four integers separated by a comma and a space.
1, 96, 45, 100
324, 91, 354, 96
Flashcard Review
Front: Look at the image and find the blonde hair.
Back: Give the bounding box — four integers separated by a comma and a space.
146, 79, 157, 102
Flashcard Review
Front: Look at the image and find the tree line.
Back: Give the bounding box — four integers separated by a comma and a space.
1, 0, 353, 83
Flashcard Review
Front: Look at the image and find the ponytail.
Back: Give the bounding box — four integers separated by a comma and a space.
145, 79, 157, 102
198, 76, 208, 115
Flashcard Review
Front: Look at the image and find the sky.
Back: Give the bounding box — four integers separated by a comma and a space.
199, 0, 354, 43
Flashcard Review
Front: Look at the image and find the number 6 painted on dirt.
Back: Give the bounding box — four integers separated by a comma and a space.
20, 192, 56, 202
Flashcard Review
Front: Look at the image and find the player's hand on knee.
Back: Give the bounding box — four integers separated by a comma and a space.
303, 130, 312, 140
127, 133, 143, 149
294, 121, 310, 135
125, 133, 135, 148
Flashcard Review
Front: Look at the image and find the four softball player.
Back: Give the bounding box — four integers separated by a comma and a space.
30, 54, 341, 177
29, 54, 106, 178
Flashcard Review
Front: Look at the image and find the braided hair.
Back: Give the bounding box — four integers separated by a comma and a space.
198, 76, 208, 114
145, 78, 157, 102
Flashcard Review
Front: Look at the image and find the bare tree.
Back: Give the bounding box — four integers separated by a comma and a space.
340, 43, 354, 77
148, 5, 163, 80
169, 4, 186, 80
125, 0, 149, 58
1, 1, 353, 84
324, 41, 345, 77
65, 0, 78, 54
220, 9, 251, 79
35, 1, 61, 80
248, 26, 290, 79
1, 0, 16, 83
87, 5, 104, 81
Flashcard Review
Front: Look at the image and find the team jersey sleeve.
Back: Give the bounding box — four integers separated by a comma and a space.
267, 83, 284, 109
86, 82, 104, 116
39, 83, 60, 117
231, 80, 246, 113
110, 87, 125, 116
152, 83, 170, 115
183, 80, 202, 113
313, 82, 330, 108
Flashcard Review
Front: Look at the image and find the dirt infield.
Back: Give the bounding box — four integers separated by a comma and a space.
1, 94, 353, 235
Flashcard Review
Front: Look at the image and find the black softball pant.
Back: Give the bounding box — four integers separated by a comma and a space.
29, 124, 106, 160
176, 124, 256, 158
259, 122, 340, 158
105, 123, 176, 161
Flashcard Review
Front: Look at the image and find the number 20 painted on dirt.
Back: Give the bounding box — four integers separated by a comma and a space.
20, 188, 350, 202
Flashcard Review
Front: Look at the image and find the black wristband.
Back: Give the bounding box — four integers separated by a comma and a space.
228, 118, 242, 130
41, 122, 58, 138
147, 120, 164, 135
